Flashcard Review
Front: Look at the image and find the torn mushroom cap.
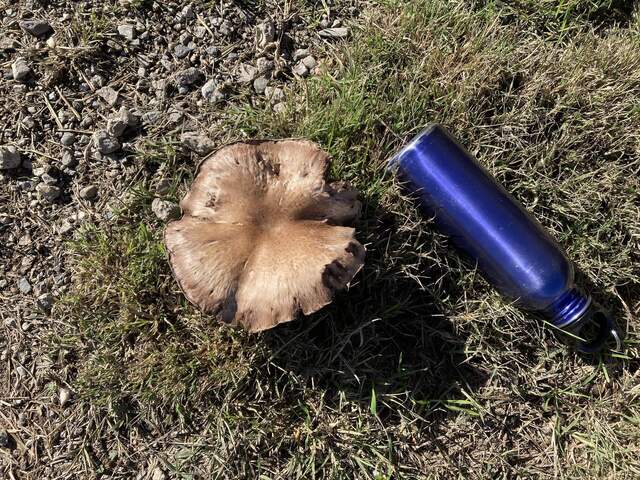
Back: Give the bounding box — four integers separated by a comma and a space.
165, 139, 365, 332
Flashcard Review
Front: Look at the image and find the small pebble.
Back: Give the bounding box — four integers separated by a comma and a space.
20, 19, 52, 37
181, 132, 216, 155
11, 57, 31, 81
253, 76, 269, 94
92, 130, 121, 154
36, 184, 61, 203
117, 24, 136, 41
61, 132, 76, 146
318, 27, 350, 39
0, 145, 21, 169
79, 185, 98, 200
18, 277, 31, 294
152, 198, 181, 222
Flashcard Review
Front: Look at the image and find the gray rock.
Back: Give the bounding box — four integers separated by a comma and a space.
37, 184, 61, 202
152, 198, 181, 222
142, 110, 161, 125
11, 57, 31, 81
97, 86, 119, 106
302, 56, 317, 70
181, 132, 216, 155
175, 67, 202, 87
292, 61, 309, 77
256, 20, 275, 49
181, 4, 195, 20
61, 151, 77, 168
236, 63, 259, 83
19, 19, 52, 37
205, 45, 219, 57
273, 102, 287, 113
174, 44, 192, 59
318, 27, 350, 39
201, 79, 217, 100
253, 76, 269, 94
117, 24, 136, 41
107, 107, 138, 137
18, 277, 31, 294
42, 173, 57, 185
21, 116, 36, 130
61, 132, 76, 146
256, 57, 274, 74
264, 86, 284, 103
0, 146, 21, 169
79, 185, 98, 200
37, 293, 54, 311
293, 48, 310, 61
91, 74, 105, 88
92, 130, 121, 154
154, 177, 172, 195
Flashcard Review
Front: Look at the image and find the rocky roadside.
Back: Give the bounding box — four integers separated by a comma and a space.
0, 1, 360, 477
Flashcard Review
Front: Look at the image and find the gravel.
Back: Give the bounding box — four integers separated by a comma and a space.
0, 146, 21, 169
61, 132, 76, 146
117, 24, 136, 41
0, 1, 359, 476
92, 130, 121, 154
36, 184, 61, 203
319, 27, 350, 39
181, 132, 216, 155
18, 277, 32, 294
152, 198, 181, 222
11, 57, 31, 81
19, 19, 52, 37
79, 185, 98, 200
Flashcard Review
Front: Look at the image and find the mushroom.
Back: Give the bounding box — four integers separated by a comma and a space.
165, 140, 365, 332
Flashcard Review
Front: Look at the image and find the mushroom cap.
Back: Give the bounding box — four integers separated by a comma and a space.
165, 139, 365, 332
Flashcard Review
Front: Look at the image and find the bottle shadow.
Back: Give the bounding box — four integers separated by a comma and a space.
572, 267, 637, 371
261, 201, 488, 427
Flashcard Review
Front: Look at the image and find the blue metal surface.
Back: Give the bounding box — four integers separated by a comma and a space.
389, 124, 620, 352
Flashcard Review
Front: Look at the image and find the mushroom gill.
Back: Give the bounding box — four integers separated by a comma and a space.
165, 139, 365, 332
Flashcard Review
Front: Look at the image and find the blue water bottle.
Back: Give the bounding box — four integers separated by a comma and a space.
389, 124, 621, 353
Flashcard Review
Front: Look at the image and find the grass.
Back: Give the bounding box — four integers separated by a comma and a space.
52, 0, 640, 478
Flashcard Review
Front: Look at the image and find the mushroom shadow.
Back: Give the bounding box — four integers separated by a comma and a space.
261, 199, 489, 427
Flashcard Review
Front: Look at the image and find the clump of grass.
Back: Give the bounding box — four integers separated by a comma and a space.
54, 0, 640, 477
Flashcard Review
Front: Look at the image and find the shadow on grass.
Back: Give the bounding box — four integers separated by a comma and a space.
261, 197, 489, 427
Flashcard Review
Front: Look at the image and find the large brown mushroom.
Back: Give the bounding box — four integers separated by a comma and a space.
165, 140, 365, 332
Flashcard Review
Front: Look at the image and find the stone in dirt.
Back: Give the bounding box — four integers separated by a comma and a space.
318, 27, 350, 39
175, 67, 202, 87
256, 20, 275, 49
92, 130, 121, 154
19, 19, 52, 37
11, 57, 31, 81
107, 107, 138, 137
18, 277, 31, 295
79, 185, 98, 200
152, 198, 181, 222
236, 63, 259, 83
37, 293, 54, 311
181, 132, 216, 155
97, 86, 119, 106
293, 48, 310, 61
0, 146, 21, 169
292, 62, 309, 77
37, 184, 61, 203
264, 86, 284, 104
117, 24, 136, 41
253, 76, 269, 94
60, 132, 76, 146
301, 56, 317, 70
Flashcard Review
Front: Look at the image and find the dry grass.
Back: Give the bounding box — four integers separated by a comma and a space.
22, 0, 640, 478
